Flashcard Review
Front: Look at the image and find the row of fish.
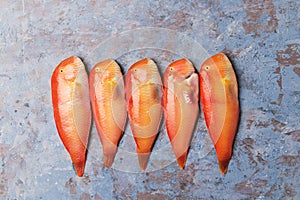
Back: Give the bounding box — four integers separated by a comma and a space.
51, 53, 239, 177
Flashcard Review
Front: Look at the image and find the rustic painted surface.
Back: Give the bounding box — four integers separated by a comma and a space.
0, 0, 299, 199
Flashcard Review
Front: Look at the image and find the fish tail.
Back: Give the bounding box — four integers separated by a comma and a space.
103, 153, 117, 168
176, 151, 188, 170
73, 161, 85, 177
137, 152, 151, 170
218, 158, 230, 175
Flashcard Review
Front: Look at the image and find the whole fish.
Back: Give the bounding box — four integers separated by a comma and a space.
199, 53, 239, 174
89, 59, 126, 167
51, 56, 91, 177
163, 58, 199, 169
125, 58, 163, 170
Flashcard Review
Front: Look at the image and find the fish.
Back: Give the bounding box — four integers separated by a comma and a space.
125, 58, 163, 170
163, 58, 199, 169
89, 59, 127, 167
51, 56, 92, 177
199, 53, 240, 174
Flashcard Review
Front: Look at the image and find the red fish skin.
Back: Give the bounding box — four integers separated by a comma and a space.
163, 58, 199, 169
199, 53, 239, 174
89, 59, 127, 167
125, 58, 163, 170
51, 56, 92, 177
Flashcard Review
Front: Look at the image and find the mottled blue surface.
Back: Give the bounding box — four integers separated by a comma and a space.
0, 0, 299, 199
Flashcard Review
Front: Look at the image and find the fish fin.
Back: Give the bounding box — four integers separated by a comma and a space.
223, 78, 238, 101
218, 158, 230, 175
182, 73, 199, 104
73, 161, 85, 177
187, 73, 199, 97
177, 151, 188, 170
182, 90, 196, 104
73, 67, 91, 148
138, 152, 151, 170
103, 153, 117, 168
150, 84, 162, 102
113, 76, 124, 100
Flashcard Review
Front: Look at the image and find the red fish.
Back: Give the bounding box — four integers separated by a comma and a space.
199, 53, 240, 174
89, 59, 126, 167
51, 56, 91, 177
125, 58, 163, 170
163, 58, 199, 169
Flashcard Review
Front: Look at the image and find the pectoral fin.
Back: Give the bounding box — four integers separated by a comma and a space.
113, 76, 124, 100
183, 73, 199, 104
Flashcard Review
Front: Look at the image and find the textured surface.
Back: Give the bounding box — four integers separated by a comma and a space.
0, 0, 299, 199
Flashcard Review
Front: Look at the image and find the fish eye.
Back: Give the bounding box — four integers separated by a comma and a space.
60, 69, 64, 73
134, 68, 137, 72
170, 67, 174, 71
95, 67, 100, 72
205, 66, 209, 70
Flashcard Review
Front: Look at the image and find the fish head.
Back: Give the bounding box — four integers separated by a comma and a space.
127, 58, 160, 84
52, 56, 85, 83
164, 58, 199, 105
165, 58, 195, 82
200, 53, 233, 83
91, 59, 121, 84
200, 53, 238, 101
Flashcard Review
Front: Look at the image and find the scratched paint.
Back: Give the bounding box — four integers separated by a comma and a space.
0, 0, 299, 199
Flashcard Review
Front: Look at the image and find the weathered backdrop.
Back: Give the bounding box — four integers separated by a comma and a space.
0, 0, 299, 199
